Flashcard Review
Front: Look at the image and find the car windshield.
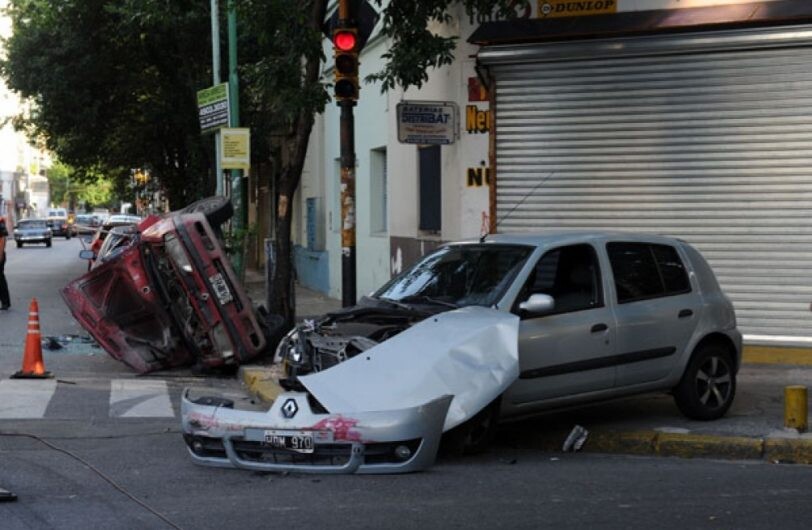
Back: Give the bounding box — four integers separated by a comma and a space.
374, 244, 533, 308
19, 220, 47, 229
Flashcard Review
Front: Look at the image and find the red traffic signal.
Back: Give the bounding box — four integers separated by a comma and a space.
333, 28, 359, 102
334, 30, 357, 52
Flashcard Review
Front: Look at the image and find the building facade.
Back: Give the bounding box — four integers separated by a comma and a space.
284, 0, 812, 351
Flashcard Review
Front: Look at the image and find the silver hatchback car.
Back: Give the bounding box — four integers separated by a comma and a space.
182, 231, 741, 473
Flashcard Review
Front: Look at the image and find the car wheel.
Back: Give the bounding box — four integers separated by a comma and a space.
16, 241, 22, 248
441, 396, 501, 456
674, 343, 736, 420
46, 239, 52, 248
181, 196, 233, 227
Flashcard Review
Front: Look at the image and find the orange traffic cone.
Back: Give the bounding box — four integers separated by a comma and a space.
11, 298, 52, 379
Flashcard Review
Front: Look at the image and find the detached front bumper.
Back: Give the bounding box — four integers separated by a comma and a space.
181, 388, 451, 474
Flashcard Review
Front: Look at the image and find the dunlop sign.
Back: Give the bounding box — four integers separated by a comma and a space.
396, 101, 458, 145
538, 0, 617, 18
197, 83, 230, 133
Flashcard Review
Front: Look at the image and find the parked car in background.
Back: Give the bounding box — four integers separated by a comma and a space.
74, 213, 102, 234
181, 231, 741, 474
46, 215, 73, 239
62, 197, 268, 374
13, 219, 52, 247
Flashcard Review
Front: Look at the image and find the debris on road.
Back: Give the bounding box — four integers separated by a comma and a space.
562, 425, 589, 452
0, 487, 17, 502
42, 334, 98, 351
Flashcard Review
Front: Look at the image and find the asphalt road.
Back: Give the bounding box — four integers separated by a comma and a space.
1, 233, 812, 530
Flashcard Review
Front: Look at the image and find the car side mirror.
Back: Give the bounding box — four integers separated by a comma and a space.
519, 293, 555, 315
79, 250, 95, 260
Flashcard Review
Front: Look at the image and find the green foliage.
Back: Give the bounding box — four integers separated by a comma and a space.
369, 0, 530, 91
1, 0, 213, 207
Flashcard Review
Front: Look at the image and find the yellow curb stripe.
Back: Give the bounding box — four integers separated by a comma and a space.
764, 438, 812, 465
655, 432, 764, 460
743, 345, 812, 366
240, 367, 283, 403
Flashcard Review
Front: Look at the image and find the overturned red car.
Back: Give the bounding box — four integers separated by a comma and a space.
61, 197, 268, 373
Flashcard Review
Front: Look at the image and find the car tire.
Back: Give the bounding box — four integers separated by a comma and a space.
16, 241, 22, 248
45, 239, 52, 248
65, 233, 71, 240
181, 196, 233, 227
441, 396, 501, 456
674, 343, 736, 420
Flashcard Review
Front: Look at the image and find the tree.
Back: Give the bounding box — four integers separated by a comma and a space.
1, 0, 213, 207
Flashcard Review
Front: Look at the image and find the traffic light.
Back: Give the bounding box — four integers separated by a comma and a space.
333, 27, 358, 101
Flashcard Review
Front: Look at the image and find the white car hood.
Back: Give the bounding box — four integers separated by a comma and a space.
300, 306, 520, 431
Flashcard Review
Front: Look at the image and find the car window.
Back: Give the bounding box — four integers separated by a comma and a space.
650, 244, 691, 294
607, 242, 691, 303
517, 244, 603, 315
374, 244, 532, 308
19, 220, 47, 229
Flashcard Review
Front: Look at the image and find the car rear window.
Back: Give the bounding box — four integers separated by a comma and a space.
607, 242, 691, 303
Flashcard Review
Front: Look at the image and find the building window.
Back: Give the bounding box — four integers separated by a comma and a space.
370, 147, 387, 234
419, 145, 441, 232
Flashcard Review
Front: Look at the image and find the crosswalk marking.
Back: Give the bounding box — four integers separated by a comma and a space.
109, 379, 174, 418
0, 379, 58, 419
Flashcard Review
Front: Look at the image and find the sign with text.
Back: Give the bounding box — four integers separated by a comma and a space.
396, 101, 458, 145
197, 83, 230, 133
220, 128, 250, 171
537, 0, 617, 18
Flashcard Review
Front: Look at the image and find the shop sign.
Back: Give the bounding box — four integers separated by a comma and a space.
396, 101, 458, 145
538, 0, 617, 18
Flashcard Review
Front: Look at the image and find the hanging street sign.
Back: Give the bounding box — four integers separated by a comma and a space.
197, 83, 230, 133
220, 128, 251, 171
396, 101, 458, 145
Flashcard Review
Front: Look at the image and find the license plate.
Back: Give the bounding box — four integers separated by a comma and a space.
262, 430, 326, 454
208, 273, 233, 305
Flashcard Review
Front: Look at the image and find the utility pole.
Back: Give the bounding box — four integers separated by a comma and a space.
227, 0, 243, 278
210, 0, 224, 196
335, 0, 358, 307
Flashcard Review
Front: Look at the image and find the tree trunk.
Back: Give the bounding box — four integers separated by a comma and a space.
268, 0, 328, 330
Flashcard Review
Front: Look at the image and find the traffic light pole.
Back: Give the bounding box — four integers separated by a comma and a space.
338, 0, 356, 307
340, 99, 356, 307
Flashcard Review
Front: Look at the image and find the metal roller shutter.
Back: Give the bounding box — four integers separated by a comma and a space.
480, 26, 812, 346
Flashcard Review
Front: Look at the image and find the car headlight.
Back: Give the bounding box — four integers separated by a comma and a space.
210, 323, 234, 359
274, 328, 300, 364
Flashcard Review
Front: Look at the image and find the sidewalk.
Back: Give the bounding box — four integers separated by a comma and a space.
243, 267, 341, 320
240, 268, 812, 465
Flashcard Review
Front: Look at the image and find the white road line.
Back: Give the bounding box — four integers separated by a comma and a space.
109, 379, 174, 418
0, 379, 58, 419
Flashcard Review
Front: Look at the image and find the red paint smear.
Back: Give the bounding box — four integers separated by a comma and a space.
310, 416, 362, 442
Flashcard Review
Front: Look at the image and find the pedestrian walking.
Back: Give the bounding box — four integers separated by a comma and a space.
0, 216, 10, 310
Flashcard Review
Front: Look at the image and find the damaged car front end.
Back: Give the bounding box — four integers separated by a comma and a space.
182, 244, 531, 473
182, 390, 452, 474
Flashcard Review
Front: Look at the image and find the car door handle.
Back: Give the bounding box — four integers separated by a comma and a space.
591, 323, 608, 333
678, 309, 694, 318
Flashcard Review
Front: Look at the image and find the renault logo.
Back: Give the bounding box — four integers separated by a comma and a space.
281, 398, 298, 418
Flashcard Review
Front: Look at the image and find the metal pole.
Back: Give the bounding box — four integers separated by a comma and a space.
227, 0, 243, 278
211, 0, 223, 196
338, 0, 356, 307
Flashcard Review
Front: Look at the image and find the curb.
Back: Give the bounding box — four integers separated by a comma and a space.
239, 367, 812, 465
240, 366, 283, 403
547, 429, 812, 465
